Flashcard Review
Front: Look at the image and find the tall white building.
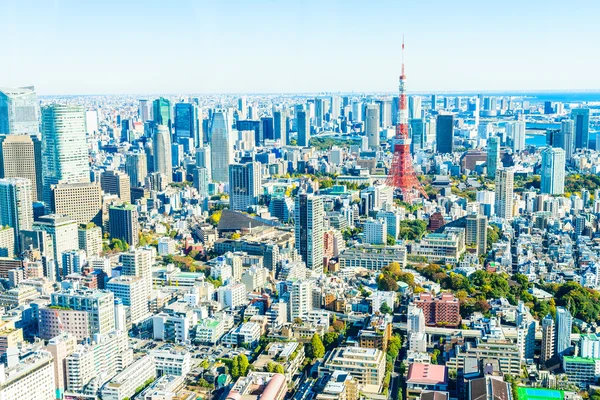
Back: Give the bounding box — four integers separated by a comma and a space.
294, 193, 324, 272
541, 147, 566, 195
290, 279, 314, 320
33, 215, 78, 276
229, 162, 262, 211
364, 218, 387, 245
41, 105, 90, 208
0, 86, 39, 136
507, 120, 526, 152
217, 283, 247, 309
494, 169, 514, 219
107, 276, 149, 325
153, 125, 172, 183
210, 110, 233, 182
407, 305, 427, 352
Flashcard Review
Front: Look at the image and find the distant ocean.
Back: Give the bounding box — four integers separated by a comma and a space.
525, 134, 548, 147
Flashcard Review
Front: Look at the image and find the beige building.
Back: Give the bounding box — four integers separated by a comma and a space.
319, 347, 386, 393
77, 224, 102, 257
0, 134, 43, 201
0, 226, 15, 257
46, 332, 77, 398
39, 308, 90, 341
51, 182, 102, 226
0, 350, 55, 400
101, 170, 131, 203
0, 321, 23, 356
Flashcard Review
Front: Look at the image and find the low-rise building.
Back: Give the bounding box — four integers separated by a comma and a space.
319, 347, 386, 393
151, 349, 191, 377
100, 355, 156, 400
0, 350, 55, 400
226, 372, 287, 400
406, 363, 448, 400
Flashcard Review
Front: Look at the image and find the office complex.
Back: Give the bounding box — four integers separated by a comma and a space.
50, 288, 115, 335
108, 204, 139, 247
0, 178, 33, 253
153, 97, 171, 128
555, 306, 573, 356
465, 213, 487, 256
50, 182, 102, 226
495, 169, 514, 219
229, 162, 262, 212
487, 136, 500, 178
435, 115, 453, 153
174, 102, 201, 148
0, 86, 39, 136
124, 152, 147, 188
153, 125, 172, 183
572, 108, 590, 149
296, 110, 310, 147
0, 134, 43, 201
41, 105, 90, 208
507, 120, 526, 151
365, 104, 380, 149
210, 110, 233, 182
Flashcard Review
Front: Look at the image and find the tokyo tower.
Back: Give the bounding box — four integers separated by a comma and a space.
386, 39, 428, 200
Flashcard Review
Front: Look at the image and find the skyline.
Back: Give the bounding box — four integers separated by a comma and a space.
2, 0, 600, 95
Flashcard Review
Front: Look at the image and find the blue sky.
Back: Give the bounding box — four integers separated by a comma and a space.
1, 0, 599, 94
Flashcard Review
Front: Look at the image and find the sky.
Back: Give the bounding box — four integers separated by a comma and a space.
1, 0, 599, 95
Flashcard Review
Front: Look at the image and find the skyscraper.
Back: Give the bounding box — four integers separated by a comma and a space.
314, 98, 324, 127
408, 96, 422, 120
487, 136, 500, 178
153, 125, 172, 183
495, 169, 514, 219
466, 213, 487, 256
541, 314, 555, 365
108, 204, 139, 247
210, 110, 233, 182
229, 162, 262, 212
431, 94, 437, 111
41, 105, 90, 208
294, 193, 324, 272
0, 86, 39, 135
51, 183, 102, 227
365, 104, 380, 149
121, 248, 153, 299
33, 215, 78, 276
409, 118, 425, 153
195, 145, 212, 179
330, 96, 341, 120
273, 110, 287, 145
290, 279, 314, 320
571, 108, 590, 149
541, 147, 566, 195
0, 134, 43, 201
435, 115, 453, 154
0, 178, 33, 253
101, 170, 131, 203
174, 103, 201, 149
559, 119, 575, 160
152, 97, 171, 129
107, 276, 149, 324
296, 110, 310, 147
125, 152, 148, 188
261, 116, 274, 142
555, 306, 573, 356
506, 120, 526, 151
138, 99, 150, 122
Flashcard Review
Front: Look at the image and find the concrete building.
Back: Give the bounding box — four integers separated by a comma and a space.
50, 288, 115, 335
107, 276, 150, 325
101, 170, 131, 203
151, 349, 191, 377
210, 110, 233, 182
465, 213, 487, 256
297, 110, 310, 147
417, 228, 466, 264
495, 169, 514, 219
320, 347, 386, 391
540, 147, 566, 195
46, 332, 77, 400
0, 177, 33, 253
365, 104, 380, 149
121, 247, 153, 300
0, 86, 39, 135
541, 314, 555, 365
555, 306, 573, 356
0, 350, 55, 400
51, 182, 102, 226
33, 215, 78, 276
229, 162, 262, 211
108, 204, 139, 247
0, 134, 43, 201
124, 152, 147, 188
100, 355, 155, 400
364, 218, 387, 245
295, 193, 324, 272
78, 224, 102, 257
414, 293, 461, 328
153, 125, 172, 183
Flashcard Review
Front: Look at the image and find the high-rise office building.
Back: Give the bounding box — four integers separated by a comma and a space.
193, 167, 210, 198
0, 177, 33, 253
365, 104, 380, 149
51, 182, 102, 227
41, 105, 90, 208
153, 125, 172, 183
466, 213, 487, 256
261, 116, 274, 142
121, 248, 153, 299
351, 101, 363, 122
107, 276, 150, 324
238, 96, 247, 119
495, 169, 514, 219
0, 86, 39, 135
571, 108, 590, 149
138, 99, 150, 122
297, 110, 310, 147
101, 170, 131, 203
210, 110, 233, 182
331, 96, 341, 120
78, 224, 102, 257
314, 98, 325, 128
273, 110, 288, 145
229, 162, 262, 212
487, 136, 500, 178
435, 115, 453, 153
152, 97, 171, 129
294, 193, 324, 272
124, 152, 147, 188
558, 119, 575, 160
378, 99, 391, 128
108, 204, 139, 247
541, 314, 555, 365
0, 134, 43, 201
33, 215, 78, 277
174, 103, 201, 148
409, 118, 425, 153
541, 147, 566, 195
506, 120, 526, 151
555, 306, 573, 356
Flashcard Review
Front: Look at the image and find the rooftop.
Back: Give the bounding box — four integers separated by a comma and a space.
406, 363, 447, 385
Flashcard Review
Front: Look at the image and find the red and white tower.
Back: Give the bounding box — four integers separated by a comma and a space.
387, 39, 427, 200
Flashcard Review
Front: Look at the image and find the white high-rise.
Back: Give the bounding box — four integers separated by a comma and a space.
121, 248, 153, 299
494, 169, 514, 219
290, 279, 314, 320
0, 86, 39, 136
210, 110, 233, 183
41, 105, 90, 208
107, 276, 150, 324
153, 125, 172, 183
541, 147, 566, 195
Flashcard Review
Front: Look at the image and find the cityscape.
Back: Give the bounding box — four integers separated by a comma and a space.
2, 2, 600, 400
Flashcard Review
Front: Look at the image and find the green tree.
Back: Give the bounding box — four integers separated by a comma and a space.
323, 332, 340, 350
386, 234, 396, 245
201, 359, 210, 369
238, 354, 249, 377
377, 274, 399, 291
231, 356, 240, 379
274, 364, 285, 374
307, 334, 325, 359
379, 303, 394, 315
